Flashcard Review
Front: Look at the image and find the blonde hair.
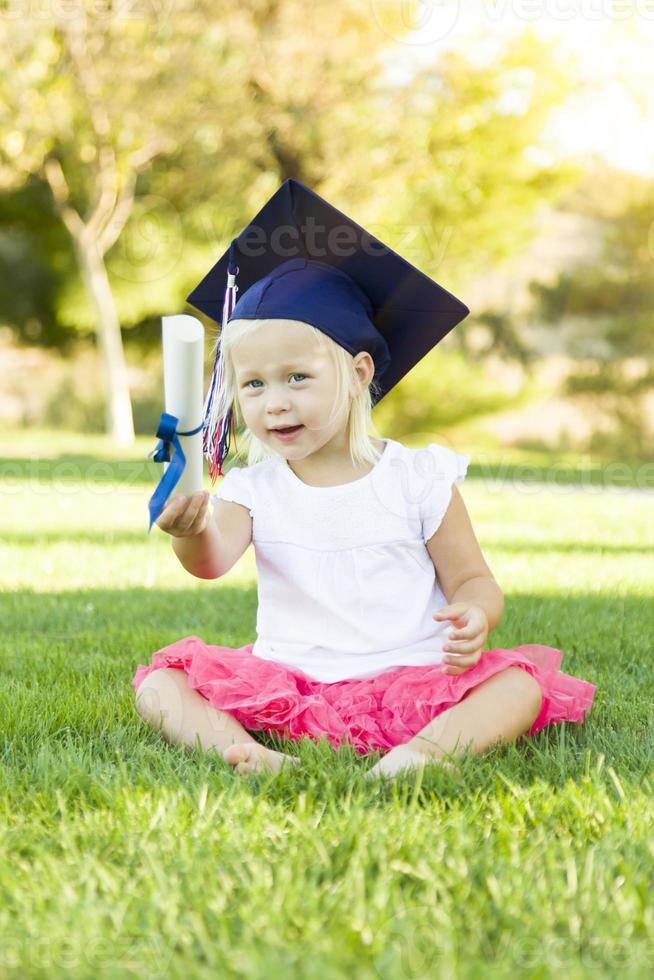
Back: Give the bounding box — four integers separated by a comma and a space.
210, 317, 385, 470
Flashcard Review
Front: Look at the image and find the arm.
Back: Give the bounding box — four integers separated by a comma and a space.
168, 495, 253, 580
444, 575, 504, 633
425, 484, 504, 633
171, 519, 225, 580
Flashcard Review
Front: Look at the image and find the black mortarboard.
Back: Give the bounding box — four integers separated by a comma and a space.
186, 178, 469, 480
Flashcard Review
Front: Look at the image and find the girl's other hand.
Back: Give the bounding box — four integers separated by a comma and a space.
433, 602, 489, 675
155, 491, 211, 538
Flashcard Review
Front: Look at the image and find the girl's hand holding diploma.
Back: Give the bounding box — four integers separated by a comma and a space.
433, 602, 489, 675
156, 491, 211, 538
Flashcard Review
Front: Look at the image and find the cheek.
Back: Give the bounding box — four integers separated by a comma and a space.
316, 385, 346, 418
238, 397, 257, 422
300, 390, 325, 414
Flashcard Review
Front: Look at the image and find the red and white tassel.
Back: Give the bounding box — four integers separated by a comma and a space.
203, 242, 239, 482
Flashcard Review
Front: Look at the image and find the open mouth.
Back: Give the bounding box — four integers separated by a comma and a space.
271, 424, 304, 439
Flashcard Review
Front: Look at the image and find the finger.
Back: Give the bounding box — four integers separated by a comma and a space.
434, 612, 468, 627
447, 618, 482, 638
442, 656, 478, 674
442, 648, 483, 671
444, 638, 483, 654
178, 492, 208, 535
187, 493, 211, 535
155, 497, 185, 531
446, 628, 471, 640
156, 495, 189, 531
162, 494, 188, 517
168, 494, 188, 512
189, 500, 210, 535
434, 604, 467, 618
443, 652, 478, 665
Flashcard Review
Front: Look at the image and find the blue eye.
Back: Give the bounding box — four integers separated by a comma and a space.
244, 373, 307, 389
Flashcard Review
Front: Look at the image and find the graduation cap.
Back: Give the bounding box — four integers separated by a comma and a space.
186, 178, 470, 481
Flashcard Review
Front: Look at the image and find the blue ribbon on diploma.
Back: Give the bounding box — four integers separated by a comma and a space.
147, 412, 203, 533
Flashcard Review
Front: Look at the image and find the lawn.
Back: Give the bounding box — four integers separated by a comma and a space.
1, 430, 652, 979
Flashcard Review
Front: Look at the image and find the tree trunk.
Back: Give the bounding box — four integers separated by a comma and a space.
75, 238, 135, 446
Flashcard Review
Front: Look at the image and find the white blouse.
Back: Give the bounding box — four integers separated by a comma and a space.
211, 437, 471, 683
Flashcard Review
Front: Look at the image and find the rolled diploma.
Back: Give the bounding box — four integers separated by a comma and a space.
161, 314, 204, 496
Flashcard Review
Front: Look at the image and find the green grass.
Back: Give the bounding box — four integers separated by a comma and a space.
1, 430, 653, 979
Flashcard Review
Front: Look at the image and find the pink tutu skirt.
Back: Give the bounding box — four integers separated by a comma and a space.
132, 635, 597, 756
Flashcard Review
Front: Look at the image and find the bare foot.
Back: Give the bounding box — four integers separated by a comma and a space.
222, 742, 300, 777
364, 745, 459, 781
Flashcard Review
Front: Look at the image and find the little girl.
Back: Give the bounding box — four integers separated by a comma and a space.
133, 180, 596, 780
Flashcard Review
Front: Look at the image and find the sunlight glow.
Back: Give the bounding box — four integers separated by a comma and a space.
381, 3, 654, 176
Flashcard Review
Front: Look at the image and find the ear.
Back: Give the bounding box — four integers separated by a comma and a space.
353, 351, 375, 392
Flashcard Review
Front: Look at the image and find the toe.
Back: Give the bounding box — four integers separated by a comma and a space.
223, 743, 299, 777
223, 743, 251, 766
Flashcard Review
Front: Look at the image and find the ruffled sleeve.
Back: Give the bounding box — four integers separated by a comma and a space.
210, 466, 254, 518
420, 443, 471, 542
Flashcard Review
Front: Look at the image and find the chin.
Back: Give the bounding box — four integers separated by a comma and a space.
263, 434, 305, 453
278, 444, 307, 456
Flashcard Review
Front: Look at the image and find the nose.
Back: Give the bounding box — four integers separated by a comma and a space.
265, 385, 292, 414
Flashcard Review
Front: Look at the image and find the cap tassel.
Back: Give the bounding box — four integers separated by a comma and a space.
203, 241, 239, 482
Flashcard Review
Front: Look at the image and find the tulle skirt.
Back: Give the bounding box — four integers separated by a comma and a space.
132, 635, 597, 756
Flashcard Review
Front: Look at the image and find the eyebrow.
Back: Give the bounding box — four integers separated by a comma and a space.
236, 360, 315, 379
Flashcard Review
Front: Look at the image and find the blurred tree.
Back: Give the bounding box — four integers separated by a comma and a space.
371, 345, 534, 444
1, 7, 194, 442
376, 33, 580, 282
0, 1, 404, 444
0, 3, 582, 444
332, 28, 584, 437
367, 30, 582, 373
0, 175, 71, 348
530, 167, 654, 457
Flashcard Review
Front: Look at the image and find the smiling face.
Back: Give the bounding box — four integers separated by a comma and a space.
231, 318, 373, 462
